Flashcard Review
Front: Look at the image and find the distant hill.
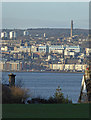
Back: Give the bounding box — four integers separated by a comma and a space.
1, 28, 89, 38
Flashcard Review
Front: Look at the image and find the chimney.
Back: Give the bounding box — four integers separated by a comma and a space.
71, 20, 73, 37
8, 73, 16, 87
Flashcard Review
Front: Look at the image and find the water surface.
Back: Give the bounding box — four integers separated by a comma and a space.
2, 72, 83, 103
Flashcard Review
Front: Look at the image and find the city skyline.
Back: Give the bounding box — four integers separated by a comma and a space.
2, 2, 89, 29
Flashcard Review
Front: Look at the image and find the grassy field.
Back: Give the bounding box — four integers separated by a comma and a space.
2, 104, 90, 119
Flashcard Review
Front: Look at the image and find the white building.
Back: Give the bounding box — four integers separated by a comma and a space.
11, 46, 31, 53
64, 64, 75, 71
75, 64, 84, 71
51, 64, 64, 70
44, 33, 46, 37
66, 45, 80, 53
1, 32, 8, 39
48, 55, 52, 61
64, 49, 75, 57
85, 48, 91, 56
17, 46, 31, 53
24, 30, 29, 36
49, 45, 64, 53
49, 63, 87, 71
31, 45, 37, 53
9, 31, 17, 39
38, 45, 49, 53
1, 46, 8, 51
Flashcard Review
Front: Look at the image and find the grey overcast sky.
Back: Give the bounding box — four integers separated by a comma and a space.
2, 2, 89, 29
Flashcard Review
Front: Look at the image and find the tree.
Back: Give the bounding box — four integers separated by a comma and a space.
54, 86, 65, 103
48, 86, 72, 104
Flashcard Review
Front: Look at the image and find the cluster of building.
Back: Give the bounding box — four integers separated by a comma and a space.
0, 30, 29, 40
49, 63, 87, 72
0, 42, 89, 72
0, 61, 87, 72
0, 20, 89, 72
1, 31, 17, 40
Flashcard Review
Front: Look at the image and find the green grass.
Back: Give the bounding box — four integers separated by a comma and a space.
2, 104, 89, 118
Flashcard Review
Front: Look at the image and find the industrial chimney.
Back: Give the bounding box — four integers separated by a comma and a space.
71, 20, 73, 37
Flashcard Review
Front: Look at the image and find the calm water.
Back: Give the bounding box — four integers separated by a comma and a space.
2, 72, 84, 103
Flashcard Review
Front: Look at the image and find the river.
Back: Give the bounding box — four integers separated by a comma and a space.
2, 72, 84, 103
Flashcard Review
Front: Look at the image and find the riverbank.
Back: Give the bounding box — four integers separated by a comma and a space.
1, 70, 84, 74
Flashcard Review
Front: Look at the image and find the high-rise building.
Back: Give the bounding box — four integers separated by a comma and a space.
44, 33, 46, 38
1, 32, 8, 40
24, 30, 29, 36
9, 31, 17, 40
71, 20, 73, 37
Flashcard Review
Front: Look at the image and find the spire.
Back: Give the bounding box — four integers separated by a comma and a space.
78, 68, 91, 103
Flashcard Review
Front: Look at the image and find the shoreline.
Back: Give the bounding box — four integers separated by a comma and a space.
2, 71, 84, 74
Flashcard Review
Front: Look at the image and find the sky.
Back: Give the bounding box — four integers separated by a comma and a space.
2, 2, 89, 29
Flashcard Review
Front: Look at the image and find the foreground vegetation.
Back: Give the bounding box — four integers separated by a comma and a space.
2, 85, 72, 104
2, 85, 29, 104
2, 83, 90, 119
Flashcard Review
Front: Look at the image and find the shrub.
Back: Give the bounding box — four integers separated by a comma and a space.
2, 85, 29, 104
27, 86, 72, 104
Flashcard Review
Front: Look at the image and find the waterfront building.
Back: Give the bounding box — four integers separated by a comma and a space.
75, 64, 83, 71
54, 64, 64, 71
64, 64, 70, 71
82, 64, 87, 70
64, 64, 75, 71
49, 64, 64, 71
49, 63, 87, 71
0, 61, 23, 71
0, 61, 6, 71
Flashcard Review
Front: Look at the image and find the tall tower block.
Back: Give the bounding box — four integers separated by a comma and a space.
71, 20, 73, 37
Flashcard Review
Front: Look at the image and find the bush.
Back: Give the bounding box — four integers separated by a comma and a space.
28, 97, 48, 104
27, 86, 72, 104
2, 85, 12, 104
2, 85, 29, 104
